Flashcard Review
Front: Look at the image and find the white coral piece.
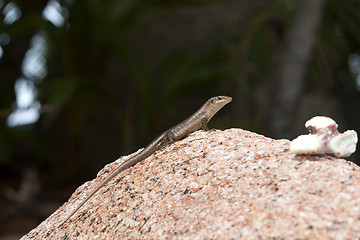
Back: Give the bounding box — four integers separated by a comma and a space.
327, 130, 358, 157
290, 135, 325, 155
290, 116, 358, 157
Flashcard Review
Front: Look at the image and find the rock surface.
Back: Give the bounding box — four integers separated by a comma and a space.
22, 129, 360, 239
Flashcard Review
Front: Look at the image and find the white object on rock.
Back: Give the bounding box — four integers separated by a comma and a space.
291, 135, 324, 154
327, 130, 358, 157
290, 116, 358, 157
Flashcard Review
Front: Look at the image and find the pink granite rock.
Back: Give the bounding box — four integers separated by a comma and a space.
22, 129, 360, 239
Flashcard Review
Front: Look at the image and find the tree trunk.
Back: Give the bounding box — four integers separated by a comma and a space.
270, 0, 326, 138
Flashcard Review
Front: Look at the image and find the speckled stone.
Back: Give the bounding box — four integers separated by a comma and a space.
22, 129, 360, 239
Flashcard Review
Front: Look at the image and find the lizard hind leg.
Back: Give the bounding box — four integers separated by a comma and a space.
160, 131, 175, 150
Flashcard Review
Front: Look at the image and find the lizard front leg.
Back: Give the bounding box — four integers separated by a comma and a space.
202, 118, 210, 131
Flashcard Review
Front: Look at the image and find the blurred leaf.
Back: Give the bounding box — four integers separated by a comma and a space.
40, 77, 79, 121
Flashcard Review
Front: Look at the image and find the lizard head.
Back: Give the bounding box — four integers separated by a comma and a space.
206, 96, 232, 121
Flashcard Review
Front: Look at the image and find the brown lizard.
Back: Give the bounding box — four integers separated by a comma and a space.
59, 95, 232, 227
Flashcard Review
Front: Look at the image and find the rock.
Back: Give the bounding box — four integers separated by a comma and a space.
22, 129, 360, 239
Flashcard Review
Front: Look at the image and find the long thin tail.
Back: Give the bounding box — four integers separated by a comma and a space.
58, 150, 151, 227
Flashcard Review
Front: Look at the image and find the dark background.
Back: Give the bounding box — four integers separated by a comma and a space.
1, 0, 360, 237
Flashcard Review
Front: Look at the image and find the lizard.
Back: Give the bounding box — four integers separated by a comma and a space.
58, 95, 232, 227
